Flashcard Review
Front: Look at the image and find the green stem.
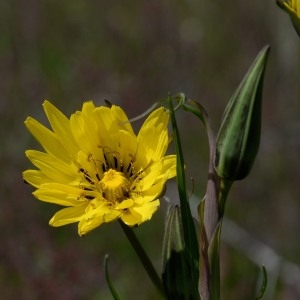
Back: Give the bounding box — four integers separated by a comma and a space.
218, 179, 233, 217
209, 178, 233, 300
119, 220, 166, 298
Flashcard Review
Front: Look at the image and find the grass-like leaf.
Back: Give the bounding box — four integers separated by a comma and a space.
169, 96, 200, 299
255, 266, 268, 300
103, 254, 121, 300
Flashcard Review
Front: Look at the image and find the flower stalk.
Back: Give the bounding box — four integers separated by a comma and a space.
119, 220, 165, 298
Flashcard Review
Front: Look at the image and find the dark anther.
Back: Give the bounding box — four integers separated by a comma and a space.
79, 168, 94, 185
113, 156, 118, 169
103, 153, 109, 166
126, 160, 133, 174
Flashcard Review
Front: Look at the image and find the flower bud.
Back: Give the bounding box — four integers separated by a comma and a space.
161, 205, 199, 299
214, 46, 270, 181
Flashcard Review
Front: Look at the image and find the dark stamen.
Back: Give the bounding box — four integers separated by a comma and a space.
79, 168, 94, 185
126, 160, 133, 174
113, 156, 118, 169
103, 153, 109, 167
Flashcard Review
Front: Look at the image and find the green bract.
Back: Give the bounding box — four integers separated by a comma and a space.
162, 206, 191, 299
214, 46, 270, 181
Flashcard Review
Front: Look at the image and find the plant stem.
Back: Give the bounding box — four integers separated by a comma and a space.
119, 220, 166, 298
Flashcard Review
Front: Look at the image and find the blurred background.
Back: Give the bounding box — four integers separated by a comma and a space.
1, 0, 300, 299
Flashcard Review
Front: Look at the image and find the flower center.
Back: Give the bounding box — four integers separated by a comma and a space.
100, 169, 130, 203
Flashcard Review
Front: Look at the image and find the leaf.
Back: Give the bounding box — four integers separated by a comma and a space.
103, 254, 121, 300
168, 96, 200, 299
207, 222, 222, 300
162, 205, 198, 299
255, 266, 268, 300
181, 99, 216, 160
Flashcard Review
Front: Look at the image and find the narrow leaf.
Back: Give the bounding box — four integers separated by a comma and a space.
162, 205, 196, 299
168, 96, 200, 298
207, 222, 222, 300
103, 254, 121, 300
255, 266, 268, 300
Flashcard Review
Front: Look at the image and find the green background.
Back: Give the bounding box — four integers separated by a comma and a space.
1, 0, 300, 299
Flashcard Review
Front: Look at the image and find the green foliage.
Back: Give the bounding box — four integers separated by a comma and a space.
103, 255, 121, 300
167, 97, 200, 299
162, 206, 198, 300
255, 266, 268, 300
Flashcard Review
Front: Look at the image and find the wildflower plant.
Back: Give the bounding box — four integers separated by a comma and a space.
23, 44, 271, 299
17, 0, 300, 295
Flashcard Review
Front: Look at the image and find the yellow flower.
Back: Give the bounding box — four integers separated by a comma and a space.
277, 0, 300, 36
279, 0, 300, 17
23, 101, 176, 236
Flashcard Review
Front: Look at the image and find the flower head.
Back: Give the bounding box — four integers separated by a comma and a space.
23, 101, 176, 236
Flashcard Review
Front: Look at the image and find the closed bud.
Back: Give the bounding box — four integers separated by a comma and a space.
161, 205, 199, 299
214, 46, 270, 181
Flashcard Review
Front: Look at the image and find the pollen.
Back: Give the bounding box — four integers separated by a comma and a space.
101, 169, 130, 203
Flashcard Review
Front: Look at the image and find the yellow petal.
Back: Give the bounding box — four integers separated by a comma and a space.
78, 217, 104, 236
115, 199, 134, 209
130, 199, 160, 223
158, 155, 177, 180
138, 160, 163, 190
25, 150, 79, 184
137, 108, 169, 162
120, 210, 142, 225
103, 210, 121, 222
137, 126, 168, 163
43, 100, 79, 159
138, 107, 169, 133
78, 206, 120, 235
117, 130, 141, 169
110, 105, 135, 136
50, 204, 87, 226
93, 105, 133, 134
33, 183, 86, 206
25, 117, 69, 162
70, 112, 100, 157
23, 170, 52, 188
